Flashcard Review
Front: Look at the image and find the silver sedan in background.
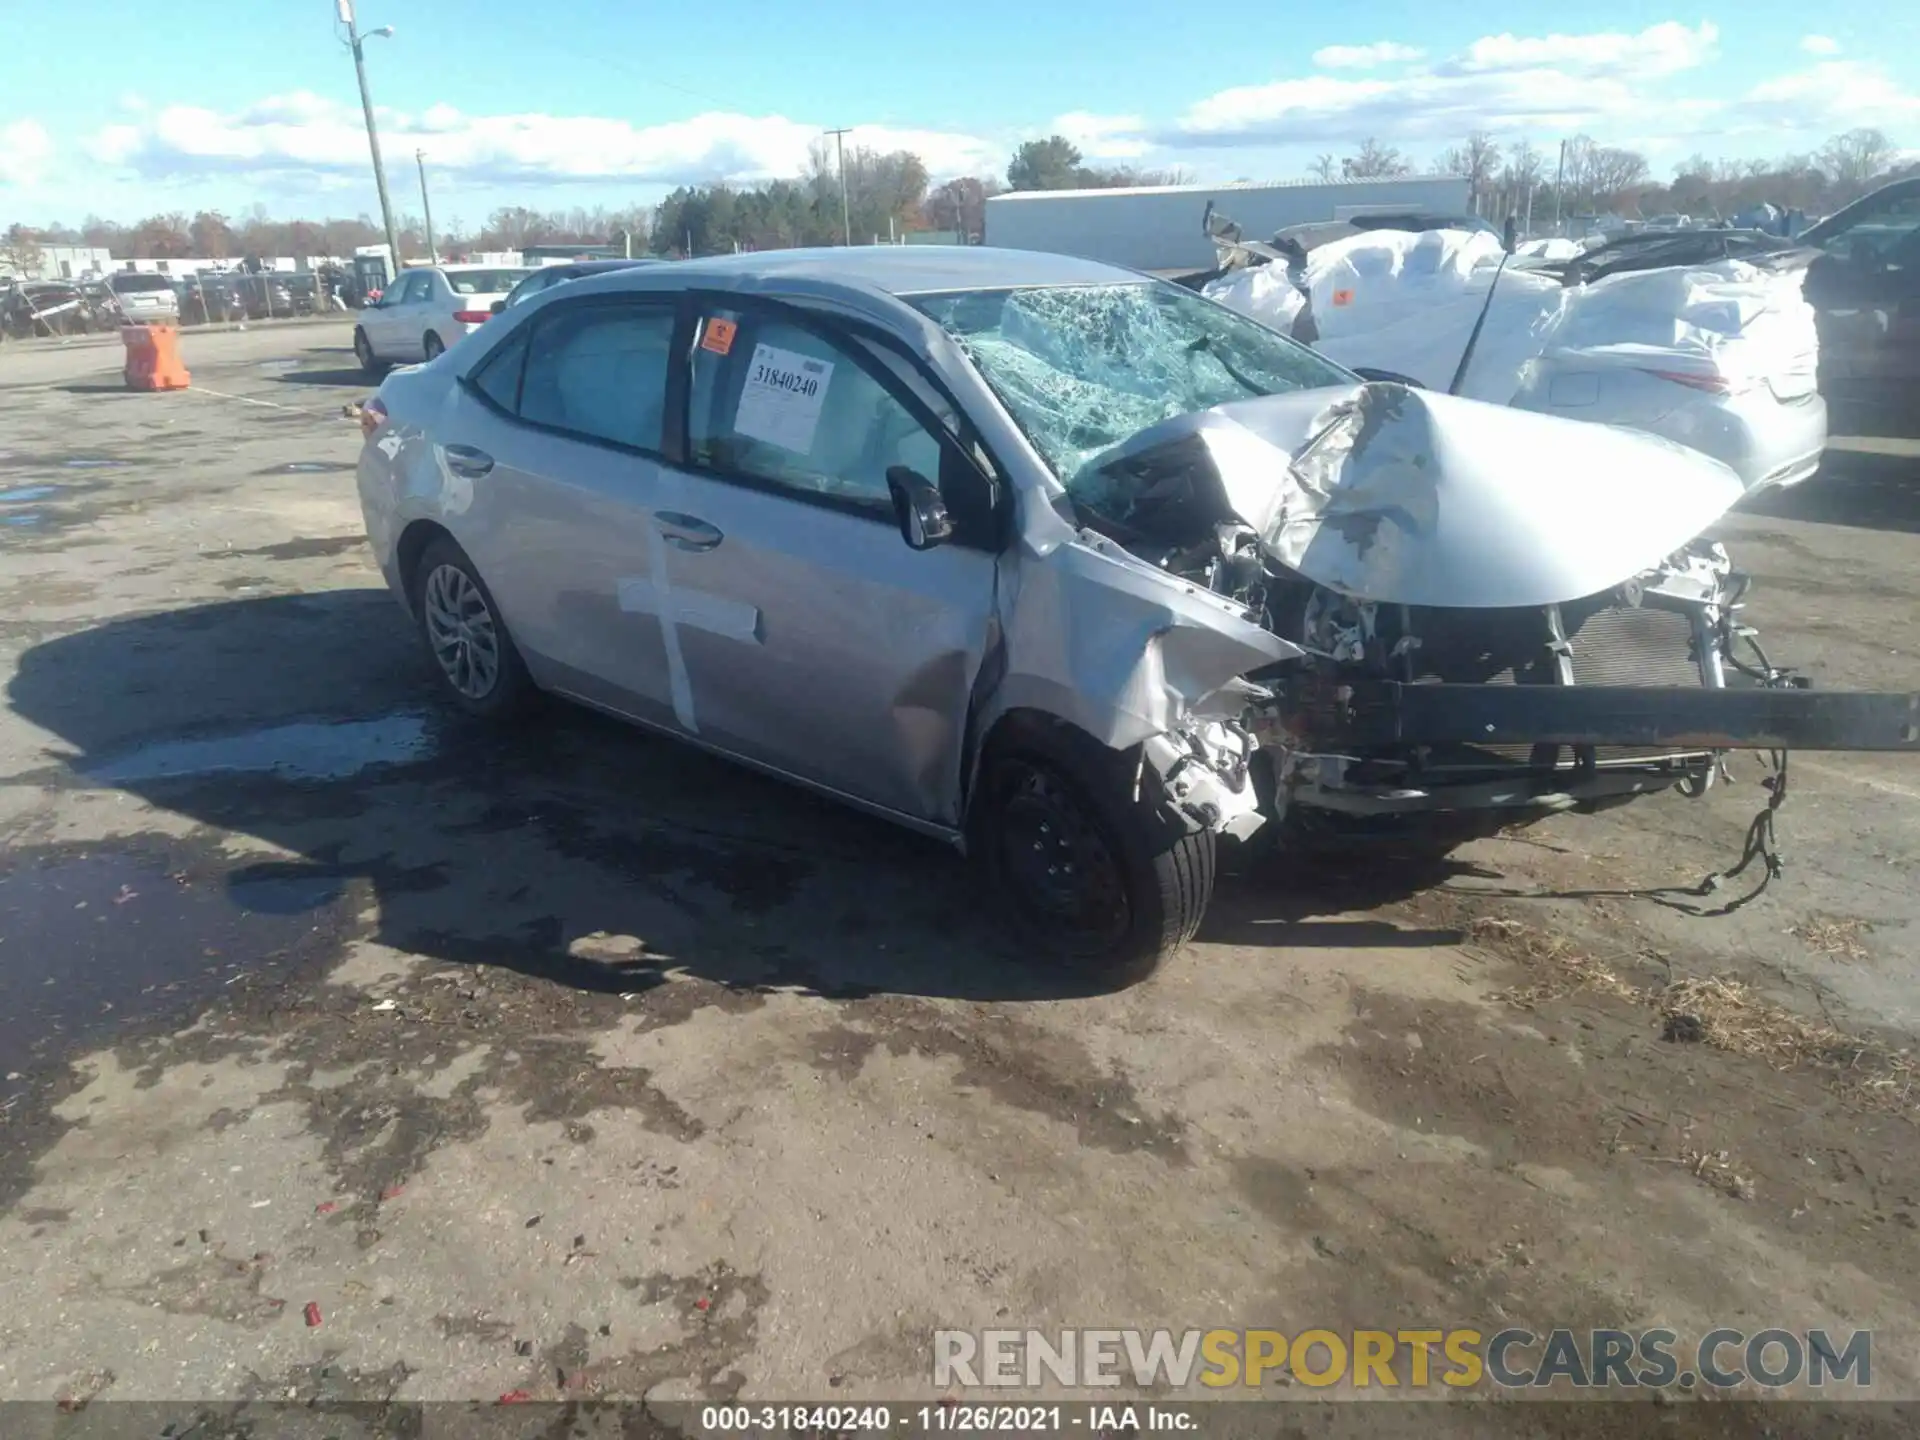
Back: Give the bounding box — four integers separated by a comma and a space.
354, 248, 1917, 981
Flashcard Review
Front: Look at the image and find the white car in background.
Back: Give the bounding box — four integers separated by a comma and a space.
107, 270, 181, 323
353, 265, 531, 372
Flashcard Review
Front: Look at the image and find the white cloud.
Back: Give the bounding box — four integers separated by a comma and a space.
1313, 42, 1424, 69
1172, 21, 1739, 148
50, 21, 1920, 205
1739, 60, 1920, 131
1449, 21, 1718, 76
85, 94, 997, 189
1050, 111, 1150, 160
1800, 35, 1841, 57
87, 124, 145, 166
0, 119, 54, 186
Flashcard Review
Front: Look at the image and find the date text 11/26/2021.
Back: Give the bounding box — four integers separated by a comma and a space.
697, 1404, 1201, 1433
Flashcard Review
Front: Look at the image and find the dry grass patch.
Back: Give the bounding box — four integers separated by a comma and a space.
1460, 913, 1918, 1116
1789, 915, 1872, 961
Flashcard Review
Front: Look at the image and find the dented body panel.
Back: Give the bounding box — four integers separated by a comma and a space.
1078, 382, 1750, 609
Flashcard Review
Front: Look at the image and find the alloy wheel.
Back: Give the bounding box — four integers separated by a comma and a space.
422, 563, 500, 699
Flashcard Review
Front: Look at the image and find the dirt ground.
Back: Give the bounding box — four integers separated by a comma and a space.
1, 324, 1917, 1435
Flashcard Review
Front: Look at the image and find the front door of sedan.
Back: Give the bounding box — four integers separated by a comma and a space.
644, 302, 1003, 828
442, 294, 686, 728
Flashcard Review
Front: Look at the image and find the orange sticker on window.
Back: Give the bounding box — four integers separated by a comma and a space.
701, 317, 737, 355
1332, 288, 1355, 307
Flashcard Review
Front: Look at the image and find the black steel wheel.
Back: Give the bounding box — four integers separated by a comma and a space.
971, 719, 1215, 984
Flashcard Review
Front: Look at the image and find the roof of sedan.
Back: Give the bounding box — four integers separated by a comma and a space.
629, 245, 1140, 296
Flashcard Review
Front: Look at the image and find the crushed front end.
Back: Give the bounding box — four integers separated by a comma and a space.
1064, 382, 1920, 844
1245, 540, 1756, 821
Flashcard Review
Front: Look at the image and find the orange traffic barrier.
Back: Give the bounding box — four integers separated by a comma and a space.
121, 324, 191, 391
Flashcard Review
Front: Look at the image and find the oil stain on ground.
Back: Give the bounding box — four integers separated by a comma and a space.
0, 842, 361, 1077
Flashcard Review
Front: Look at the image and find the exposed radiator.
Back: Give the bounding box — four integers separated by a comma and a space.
1564, 602, 1702, 687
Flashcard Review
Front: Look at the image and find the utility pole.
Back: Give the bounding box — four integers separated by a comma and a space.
1552, 138, 1567, 234
825, 127, 854, 246
415, 150, 436, 263
338, 1, 402, 277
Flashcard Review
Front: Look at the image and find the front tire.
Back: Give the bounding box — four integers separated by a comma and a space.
970, 721, 1214, 985
409, 537, 534, 720
354, 327, 387, 376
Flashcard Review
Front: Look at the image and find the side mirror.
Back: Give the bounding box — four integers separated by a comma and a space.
1352, 367, 1425, 389
490, 299, 506, 315
886, 465, 954, 551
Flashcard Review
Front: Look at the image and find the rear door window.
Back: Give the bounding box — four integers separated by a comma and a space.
467, 324, 531, 414
515, 302, 675, 452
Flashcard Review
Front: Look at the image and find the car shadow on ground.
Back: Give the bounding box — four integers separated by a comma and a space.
1738, 445, 1920, 535
8, 591, 1467, 1020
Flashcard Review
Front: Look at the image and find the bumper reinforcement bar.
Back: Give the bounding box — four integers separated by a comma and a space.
1272, 681, 1920, 753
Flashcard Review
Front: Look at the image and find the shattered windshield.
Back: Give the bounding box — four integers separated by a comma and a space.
913, 281, 1351, 486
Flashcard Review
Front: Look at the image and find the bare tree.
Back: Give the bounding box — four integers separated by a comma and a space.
1341, 137, 1411, 179
1819, 128, 1896, 188
1441, 131, 1503, 214
128, 213, 193, 259
1309, 154, 1337, 183
1589, 146, 1651, 205
188, 211, 235, 259
2, 224, 44, 278
923, 177, 1001, 240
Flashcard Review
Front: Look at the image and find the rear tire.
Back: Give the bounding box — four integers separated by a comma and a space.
969, 719, 1214, 986
422, 331, 445, 360
409, 537, 535, 721
354, 327, 387, 376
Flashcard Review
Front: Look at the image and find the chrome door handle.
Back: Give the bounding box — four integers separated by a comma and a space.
442, 444, 493, 478
655, 511, 723, 552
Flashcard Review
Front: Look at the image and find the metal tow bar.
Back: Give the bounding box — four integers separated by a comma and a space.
1285, 682, 1920, 753
1281, 680, 1920, 914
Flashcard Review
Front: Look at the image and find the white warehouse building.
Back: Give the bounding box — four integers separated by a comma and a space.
984, 177, 1474, 273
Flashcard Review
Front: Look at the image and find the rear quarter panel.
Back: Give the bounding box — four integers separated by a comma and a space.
355, 363, 459, 607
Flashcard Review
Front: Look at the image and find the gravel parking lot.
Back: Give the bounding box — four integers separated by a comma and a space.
2, 323, 1918, 1431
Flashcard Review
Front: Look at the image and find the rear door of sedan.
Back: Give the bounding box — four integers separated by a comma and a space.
640, 297, 1005, 829
441, 290, 686, 728
367, 270, 426, 355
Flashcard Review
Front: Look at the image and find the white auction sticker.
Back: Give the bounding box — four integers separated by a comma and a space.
732, 343, 833, 454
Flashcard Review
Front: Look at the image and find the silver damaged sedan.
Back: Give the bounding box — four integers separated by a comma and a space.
355, 247, 1920, 979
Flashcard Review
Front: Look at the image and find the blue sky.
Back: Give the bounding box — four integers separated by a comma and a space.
3, 2, 1915, 227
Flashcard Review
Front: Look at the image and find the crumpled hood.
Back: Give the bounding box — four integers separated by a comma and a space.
1073, 381, 1748, 609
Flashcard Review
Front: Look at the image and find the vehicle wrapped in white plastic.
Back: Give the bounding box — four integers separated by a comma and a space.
1202, 226, 1827, 491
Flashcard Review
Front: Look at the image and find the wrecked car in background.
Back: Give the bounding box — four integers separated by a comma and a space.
355, 248, 1920, 980
1797, 175, 1920, 415
1203, 217, 1828, 492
